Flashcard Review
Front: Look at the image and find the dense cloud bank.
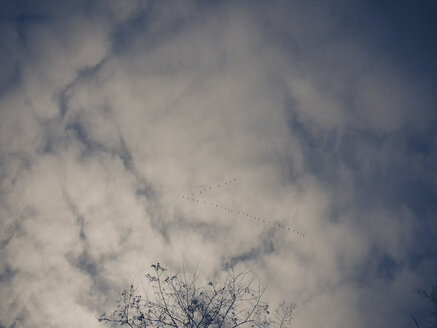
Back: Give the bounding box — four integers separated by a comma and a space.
1, 1, 436, 327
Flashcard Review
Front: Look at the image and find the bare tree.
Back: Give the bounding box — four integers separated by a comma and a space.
99, 263, 295, 328
411, 283, 437, 328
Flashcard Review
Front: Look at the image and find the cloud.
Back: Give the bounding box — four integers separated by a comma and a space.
0, 1, 436, 327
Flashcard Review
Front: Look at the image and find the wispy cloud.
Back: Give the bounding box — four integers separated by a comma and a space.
0, 1, 436, 327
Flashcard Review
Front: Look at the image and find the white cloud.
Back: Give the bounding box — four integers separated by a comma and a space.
0, 1, 435, 327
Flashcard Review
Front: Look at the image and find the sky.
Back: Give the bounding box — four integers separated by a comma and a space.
0, 0, 437, 327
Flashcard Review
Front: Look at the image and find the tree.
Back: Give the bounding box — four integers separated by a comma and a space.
99, 263, 296, 328
411, 283, 437, 328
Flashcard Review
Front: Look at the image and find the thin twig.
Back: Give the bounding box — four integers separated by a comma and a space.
410, 314, 420, 328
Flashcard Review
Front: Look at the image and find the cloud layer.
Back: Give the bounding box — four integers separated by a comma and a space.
1, 1, 436, 327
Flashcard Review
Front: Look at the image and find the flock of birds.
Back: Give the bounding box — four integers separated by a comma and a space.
181, 178, 305, 237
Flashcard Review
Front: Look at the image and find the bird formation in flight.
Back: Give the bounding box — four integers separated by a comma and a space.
181, 178, 305, 237
188, 177, 238, 196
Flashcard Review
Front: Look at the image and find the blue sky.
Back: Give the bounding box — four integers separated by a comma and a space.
0, 1, 436, 327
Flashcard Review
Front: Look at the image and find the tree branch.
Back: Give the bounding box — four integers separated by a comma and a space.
410, 314, 420, 328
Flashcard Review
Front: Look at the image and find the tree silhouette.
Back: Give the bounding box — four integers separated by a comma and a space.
411, 283, 437, 328
99, 263, 296, 328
